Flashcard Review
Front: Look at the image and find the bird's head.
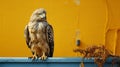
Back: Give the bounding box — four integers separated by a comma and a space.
30, 8, 46, 22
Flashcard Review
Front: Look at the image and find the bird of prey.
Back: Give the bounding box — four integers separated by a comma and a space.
24, 8, 54, 60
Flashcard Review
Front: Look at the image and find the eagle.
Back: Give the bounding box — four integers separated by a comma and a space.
24, 8, 54, 60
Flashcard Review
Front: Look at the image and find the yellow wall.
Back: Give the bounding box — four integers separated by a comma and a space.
105, 0, 120, 56
0, 0, 119, 57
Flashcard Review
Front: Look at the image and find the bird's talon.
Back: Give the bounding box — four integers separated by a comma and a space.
40, 55, 47, 61
29, 55, 37, 61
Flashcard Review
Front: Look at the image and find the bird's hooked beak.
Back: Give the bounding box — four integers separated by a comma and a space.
39, 13, 46, 19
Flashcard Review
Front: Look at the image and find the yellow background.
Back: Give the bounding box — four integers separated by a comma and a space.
0, 0, 120, 57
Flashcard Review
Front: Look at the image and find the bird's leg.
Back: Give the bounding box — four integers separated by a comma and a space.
32, 53, 38, 60
29, 52, 37, 60
40, 52, 47, 60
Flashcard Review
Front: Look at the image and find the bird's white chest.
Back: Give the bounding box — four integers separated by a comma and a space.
38, 22, 44, 30
28, 22, 44, 33
28, 22, 45, 42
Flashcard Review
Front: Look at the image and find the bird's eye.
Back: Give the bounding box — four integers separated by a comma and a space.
38, 13, 42, 15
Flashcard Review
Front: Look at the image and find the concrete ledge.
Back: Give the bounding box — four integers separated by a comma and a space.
0, 57, 119, 67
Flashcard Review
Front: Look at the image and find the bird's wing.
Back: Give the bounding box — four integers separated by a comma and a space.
24, 25, 31, 48
46, 24, 54, 57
